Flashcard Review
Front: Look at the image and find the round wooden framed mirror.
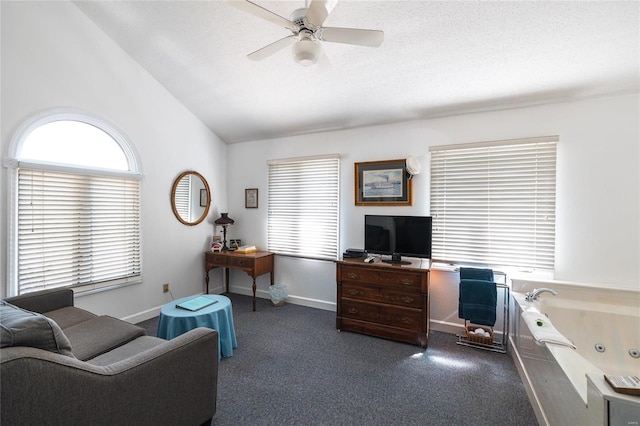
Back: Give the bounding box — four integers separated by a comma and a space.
171, 171, 211, 226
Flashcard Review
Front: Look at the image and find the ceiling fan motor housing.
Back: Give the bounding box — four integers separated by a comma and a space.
290, 8, 313, 31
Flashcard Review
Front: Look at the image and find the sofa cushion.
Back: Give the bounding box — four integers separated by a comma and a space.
63, 315, 145, 361
43, 306, 97, 330
87, 336, 166, 366
0, 301, 75, 357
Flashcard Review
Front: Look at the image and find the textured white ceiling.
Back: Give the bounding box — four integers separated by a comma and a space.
73, 0, 639, 143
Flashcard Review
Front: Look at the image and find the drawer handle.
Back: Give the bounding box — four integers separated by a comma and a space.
401, 279, 413, 286
347, 272, 359, 279
348, 308, 358, 314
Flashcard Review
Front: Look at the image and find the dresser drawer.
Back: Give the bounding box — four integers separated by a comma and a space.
341, 299, 423, 331
342, 283, 423, 309
340, 265, 424, 291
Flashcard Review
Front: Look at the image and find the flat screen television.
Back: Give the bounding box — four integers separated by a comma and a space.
364, 215, 432, 264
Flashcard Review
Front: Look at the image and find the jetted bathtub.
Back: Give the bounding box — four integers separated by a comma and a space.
510, 278, 640, 425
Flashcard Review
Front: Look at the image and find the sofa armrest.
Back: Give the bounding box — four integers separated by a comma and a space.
4, 288, 74, 313
0, 327, 218, 426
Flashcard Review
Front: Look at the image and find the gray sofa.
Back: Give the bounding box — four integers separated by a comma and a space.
0, 288, 218, 426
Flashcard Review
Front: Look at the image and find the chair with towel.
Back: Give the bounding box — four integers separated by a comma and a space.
458, 267, 497, 343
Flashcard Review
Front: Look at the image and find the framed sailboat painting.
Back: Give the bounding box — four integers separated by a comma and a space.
355, 159, 412, 206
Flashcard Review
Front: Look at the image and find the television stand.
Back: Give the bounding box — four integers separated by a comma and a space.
336, 258, 430, 348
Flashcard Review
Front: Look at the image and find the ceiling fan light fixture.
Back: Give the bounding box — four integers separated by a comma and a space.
292, 38, 320, 66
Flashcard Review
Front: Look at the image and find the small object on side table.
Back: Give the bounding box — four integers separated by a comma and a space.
214, 213, 235, 251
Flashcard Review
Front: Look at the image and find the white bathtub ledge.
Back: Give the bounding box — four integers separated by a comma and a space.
547, 344, 604, 405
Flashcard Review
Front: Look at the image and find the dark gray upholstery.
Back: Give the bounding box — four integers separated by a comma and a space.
63, 315, 145, 361
87, 336, 166, 366
1, 288, 218, 426
0, 301, 75, 358
43, 306, 97, 329
4, 288, 75, 314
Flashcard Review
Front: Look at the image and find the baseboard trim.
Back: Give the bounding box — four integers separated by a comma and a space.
430, 320, 464, 335
230, 286, 337, 311
121, 306, 162, 324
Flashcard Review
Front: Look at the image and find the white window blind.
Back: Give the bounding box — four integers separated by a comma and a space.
430, 136, 557, 270
268, 155, 340, 260
17, 167, 142, 293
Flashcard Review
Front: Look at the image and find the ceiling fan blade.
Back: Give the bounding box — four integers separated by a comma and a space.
227, 0, 297, 31
247, 36, 296, 61
305, 0, 339, 28
320, 27, 384, 47
316, 47, 332, 70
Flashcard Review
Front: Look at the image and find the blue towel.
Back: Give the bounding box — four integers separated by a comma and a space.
459, 267, 494, 282
458, 278, 497, 327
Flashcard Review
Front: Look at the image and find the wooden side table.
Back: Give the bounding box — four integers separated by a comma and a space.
204, 250, 275, 311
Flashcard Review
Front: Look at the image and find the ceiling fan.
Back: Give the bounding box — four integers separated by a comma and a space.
228, 0, 384, 66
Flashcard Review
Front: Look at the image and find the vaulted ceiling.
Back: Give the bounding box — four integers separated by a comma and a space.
73, 1, 639, 143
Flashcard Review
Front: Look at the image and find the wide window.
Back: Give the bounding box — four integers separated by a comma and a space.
8, 113, 142, 295
267, 155, 340, 260
429, 136, 557, 270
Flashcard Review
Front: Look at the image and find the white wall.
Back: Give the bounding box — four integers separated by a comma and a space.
227, 94, 639, 331
1, 2, 228, 321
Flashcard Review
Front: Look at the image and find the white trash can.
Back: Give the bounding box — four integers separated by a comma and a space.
268, 284, 288, 307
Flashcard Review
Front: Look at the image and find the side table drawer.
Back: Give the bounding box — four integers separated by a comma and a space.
340, 266, 423, 291
206, 253, 227, 267
342, 283, 423, 309
226, 256, 254, 269
341, 299, 422, 331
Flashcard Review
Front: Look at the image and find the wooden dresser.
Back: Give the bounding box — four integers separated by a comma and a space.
336, 258, 430, 347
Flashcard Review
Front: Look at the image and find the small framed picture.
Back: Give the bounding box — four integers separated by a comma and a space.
200, 189, 208, 207
245, 188, 258, 208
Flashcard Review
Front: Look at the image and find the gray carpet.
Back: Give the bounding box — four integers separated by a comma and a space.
138, 293, 538, 426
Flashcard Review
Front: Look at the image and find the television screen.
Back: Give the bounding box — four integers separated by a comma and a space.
365, 215, 432, 264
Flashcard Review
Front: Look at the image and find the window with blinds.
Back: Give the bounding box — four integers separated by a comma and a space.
17, 168, 142, 294
267, 155, 340, 260
8, 114, 142, 296
429, 136, 557, 270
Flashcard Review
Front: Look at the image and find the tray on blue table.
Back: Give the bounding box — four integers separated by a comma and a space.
175, 296, 218, 312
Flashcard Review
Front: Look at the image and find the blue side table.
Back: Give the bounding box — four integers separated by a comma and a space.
157, 294, 237, 360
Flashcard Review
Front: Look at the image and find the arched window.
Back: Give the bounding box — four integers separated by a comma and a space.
7, 111, 142, 296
